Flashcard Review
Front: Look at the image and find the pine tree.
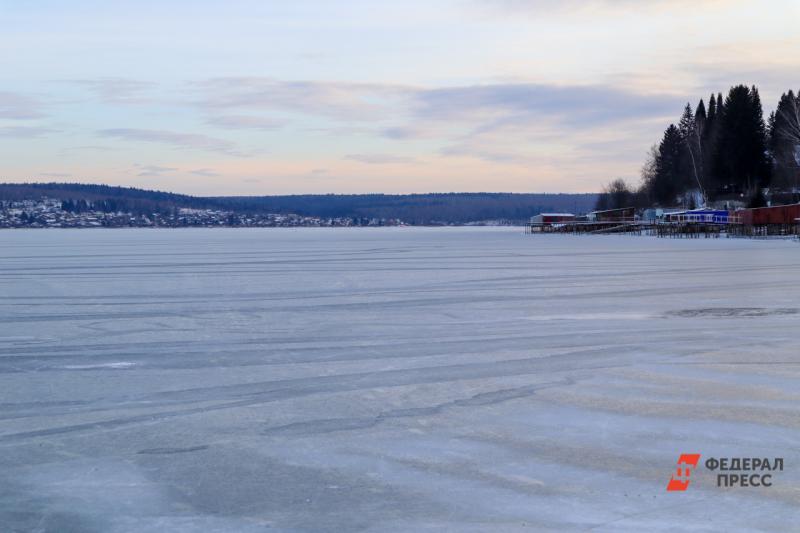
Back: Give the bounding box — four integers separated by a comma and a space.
750, 86, 771, 189
695, 99, 707, 136
767, 109, 777, 168
702, 94, 722, 195
678, 103, 695, 136
713, 85, 771, 195
679, 103, 705, 201
653, 125, 684, 205
640, 85, 800, 206
707, 94, 717, 127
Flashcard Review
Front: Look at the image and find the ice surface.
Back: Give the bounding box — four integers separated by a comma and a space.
1, 228, 799, 532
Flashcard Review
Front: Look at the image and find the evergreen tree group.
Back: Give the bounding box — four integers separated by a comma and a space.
598, 84, 800, 211
768, 90, 800, 202
647, 85, 774, 206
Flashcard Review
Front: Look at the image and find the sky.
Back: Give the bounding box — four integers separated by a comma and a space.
1, 0, 799, 195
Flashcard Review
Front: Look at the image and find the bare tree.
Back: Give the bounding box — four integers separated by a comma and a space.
678, 103, 706, 204
596, 178, 635, 210
639, 144, 659, 203
771, 91, 800, 200
774, 93, 800, 166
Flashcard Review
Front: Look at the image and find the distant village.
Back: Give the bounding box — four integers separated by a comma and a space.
0, 198, 404, 229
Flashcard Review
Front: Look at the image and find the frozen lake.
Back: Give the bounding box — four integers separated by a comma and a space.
1, 227, 799, 532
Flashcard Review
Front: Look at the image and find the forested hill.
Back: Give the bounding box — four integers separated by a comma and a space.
0, 183, 597, 224
210, 193, 597, 224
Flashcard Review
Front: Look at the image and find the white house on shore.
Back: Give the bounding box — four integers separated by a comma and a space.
530, 213, 576, 225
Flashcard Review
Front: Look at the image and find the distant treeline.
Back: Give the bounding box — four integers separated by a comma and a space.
211, 193, 597, 224
0, 183, 598, 224
597, 84, 800, 211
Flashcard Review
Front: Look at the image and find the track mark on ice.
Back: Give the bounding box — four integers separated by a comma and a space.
59, 362, 136, 370
137, 445, 209, 455
261, 379, 573, 437
667, 307, 799, 318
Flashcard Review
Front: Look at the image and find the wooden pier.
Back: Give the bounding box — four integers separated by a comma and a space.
726, 223, 800, 238
526, 221, 798, 238
526, 205, 800, 240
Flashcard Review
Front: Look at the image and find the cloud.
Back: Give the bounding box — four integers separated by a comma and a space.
380, 126, 439, 140
206, 115, 284, 130
381, 127, 417, 140
369, 82, 679, 167
58, 145, 118, 158
187, 77, 681, 173
475, 0, 733, 15
70, 78, 157, 104
304, 168, 338, 180
196, 78, 678, 136
98, 128, 243, 156
439, 143, 530, 164
0, 92, 46, 120
0, 126, 55, 138
190, 168, 220, 177
346, 154, 417, 164
378, 83, 680, 170
80, 77, 690, 186
61, 145, 116, 152
194, 77, 410, 121
414, 83, 678, 127
134, 164, 178, 177
192, 78, 681, 170
39, 172, 73, 178
678, 40, 800, 102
